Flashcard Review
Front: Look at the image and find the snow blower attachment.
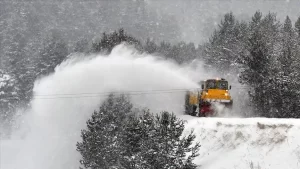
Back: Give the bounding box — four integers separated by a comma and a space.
185, 78, 233, 117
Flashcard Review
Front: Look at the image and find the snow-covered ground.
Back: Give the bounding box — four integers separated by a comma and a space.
2, 116, 300, 169
181, 115, 300, 169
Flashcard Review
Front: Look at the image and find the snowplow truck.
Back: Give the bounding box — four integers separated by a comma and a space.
185, 78, 233, 117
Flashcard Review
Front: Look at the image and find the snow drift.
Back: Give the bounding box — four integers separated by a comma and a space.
181, 116, 300, 169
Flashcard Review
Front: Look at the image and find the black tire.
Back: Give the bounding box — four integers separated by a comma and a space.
191, 105, 197, 116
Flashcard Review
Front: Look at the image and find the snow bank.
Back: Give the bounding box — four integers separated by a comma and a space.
180, 115, 300, 169
3, 116, 300, 169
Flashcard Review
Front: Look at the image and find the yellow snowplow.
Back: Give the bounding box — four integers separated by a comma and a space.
185, 78, 233, 117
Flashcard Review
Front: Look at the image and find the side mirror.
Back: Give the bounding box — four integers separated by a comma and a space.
229, 85, 231, 90
201, 84, 204, 89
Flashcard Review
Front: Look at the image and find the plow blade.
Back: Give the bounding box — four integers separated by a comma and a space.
198, 100, 233, 117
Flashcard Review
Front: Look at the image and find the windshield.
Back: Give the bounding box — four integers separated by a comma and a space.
205, 80, 228, 90
218, 81, 228, 90
206, 80, 217, 89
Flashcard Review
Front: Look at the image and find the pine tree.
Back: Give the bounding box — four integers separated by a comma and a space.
37, 31, 69, 76
76, 94, 133, 169
281, 16, 294, 72
295, 16, 300, 36
274, 16, 300, 118
249, 11, 262, 30
204, 12, 246, 76
121, 110, 200, 169
151, 111, 200, 169
120, 109, 155, 169
239, 12, 281, 116
144, 38, 158, 54
91, 28, 142, 54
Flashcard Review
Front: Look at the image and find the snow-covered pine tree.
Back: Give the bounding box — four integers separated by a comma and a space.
121, 110, 200, 169
144, 38, 158, 54
151, 111, 200, 169
295, 16, 300, 37
238, 12, 281, 117
281, 16, 294, 73
76, 94, 133, 169
91, 28, 142, 54
204, 12, 247, 76
274, 16, 300, 118
293, 17, 300, 118
119, 109, 155, 169
37, 31, 69, 76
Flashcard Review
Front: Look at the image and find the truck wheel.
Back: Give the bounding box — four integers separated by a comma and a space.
191, 105, 197, 116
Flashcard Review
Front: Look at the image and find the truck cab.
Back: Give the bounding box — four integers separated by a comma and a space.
200, 78, 232, 103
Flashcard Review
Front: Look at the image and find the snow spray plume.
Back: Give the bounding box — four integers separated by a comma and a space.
9, 43, 215, 169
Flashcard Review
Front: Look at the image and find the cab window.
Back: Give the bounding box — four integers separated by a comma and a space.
206, 80, 217, 89
218, 81, 228, 90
